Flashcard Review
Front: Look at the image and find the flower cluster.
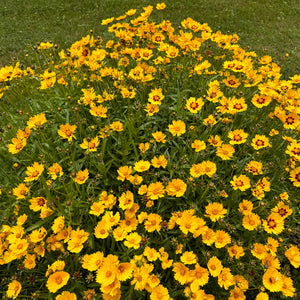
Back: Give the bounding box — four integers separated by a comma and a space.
0, 3, 299, 300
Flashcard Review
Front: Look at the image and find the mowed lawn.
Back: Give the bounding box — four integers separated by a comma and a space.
0, 0, 299, 77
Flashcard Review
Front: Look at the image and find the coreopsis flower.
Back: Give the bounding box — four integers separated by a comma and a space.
29, 227, 47, 243
27, 113, 47, 129
185, 97, 204, 113
89, 104, 107, 117
147, 182, 165, 200
116, 263, 133, 281
251, 135, 271, 150
272, 201, 293, 219
168, 120, 186, 136
144, 247, 160, 262
13, 183, 29, 199
151, 155, 168, 168
215, 230, 231, 248
24, 162, 44, 182
208, 135, 223, 147
255, 292, 269, 300
289, 166, 300, 187
46, 271, 70, 293
190, 264, 209, 291
203, 114, 217, 126
173, 263, 190, 285
228, 287, 246, 300
251, 94, 272, 108
55, 291, 77, 300
230, 174, 251, 191
110, 121, 123, 131
262, 269, 283, 292
94, 219, 110, 239
6, 280, 22, 299
218, 267, 234, 290
281, 275, 296, 297
205, 202, 227, 222
144, 213, 162, 232
73, 169, 89, 184
52, 216, 65, 234
80, 136, 100, 152
242, 213, 261, 231
180, 251, 197, 265
201, 227, 216, 246
139, 142, 150, 154
118, 191, 134, 210
8, 137, 27, 154
40, 70, 56, 89
238, 199, 253, 215
156, 2, 166, 10
82, 251, 104, 271
124, 232, 142, 249
207, 256, 223, 277
191, 140, 206, 152
285, 245, 300, 268
152, 131, 166, 143
117, 165, 133, 181
263, 213, 284, 235
228, 129, 248, 144
166, 178, 187, 197
134, 160, 151, 172
38, 41, 53, 49
57, 123, 77, 141
228, 245, 245, 259
48, 163, 63, 180
148, 88, 164, 105
24, 254, 36, 269
262, 253, 280, 270
145, 103, 159, 116
216, 144, 235, 160
245, 161, 263, 175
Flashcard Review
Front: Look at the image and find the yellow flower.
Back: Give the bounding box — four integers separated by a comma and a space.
185, 97, 204, 113
148, 88, 164, 105
55, 291, 77, 300
139, 142, 150, 154
205, 202, 227, 222
57, 123, 77, 141
124, 232, 142, 249
24, 162, 44, 182
156, 3, 166, 10
147, 182, 165, 200
152, 131, 166, 143
13, 183, 29, 199
73, 169, 89, 184
27, 113, 47, 129
80, 136, 100, 152
48, 163, 63, 180
180, 251, 197, 265
228, 129, 248, 144
207, 256, 223, 277
251, 135, 271, 150
110, 121, 123, 131
82, 251, 104, 271
242, 213, 261, 231
46, 271, 70, 293
216, 143, 235, 160
151, 155, 168, 168
6, 280, 22, 299
230, 174, 251, 191
263, 213, 284, 235
191, 140, 206, 152
289, 166, 300, 187
8, 137, 27, 154
227, 245, 245, 259
166, 178, 187, 197
168, 120, 186, 136
238, 199, 253, 215
285, 245, 300, 268
215, 230, 231, 248
218, 267, 234, 290
134, 160, 151, 172
262, 269, 283, 292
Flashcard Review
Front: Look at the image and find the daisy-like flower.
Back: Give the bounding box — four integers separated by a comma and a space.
166, 178, 187, 197
227, 245, 245, 259
6, 280, 22, 299
152, 131, 166, 143
216, 144, 235, 160
73, 169, 89, 184
57, 123, 77, 141
80, 136, 100, 152
238, 199, 253, 215
242, 213, 261, 231
27, 113, 47, 129
285, 245, 300, 268
251, 135, 271, 150
245, 160, 263, 175
207, 256, 223, 277
185, 97, 204, 113
262, 269, 283, 292
151, 155, 168, 168
263, 213, 284, 235
191, 140, 206, 152
13, 183, 30, 199
228, 129, 248, 144
134, 160, 151, 172
110, 121, 123, 132
205, 202, 227, 222
55, 291, 77, 300
147, 182, 165, 200
218, 267, 234, 290
230, 174, 251, 191
289, 166, 300, 187
48, 163, 63, 180
46, 271, 70, 293
8, 137, 27, 154
168, 120, 186, 137
124, 232, 142, 249
24, 162, 44, 182
148, 88, 164, 105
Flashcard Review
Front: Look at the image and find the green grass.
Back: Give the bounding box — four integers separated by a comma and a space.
1, 0, 299, 77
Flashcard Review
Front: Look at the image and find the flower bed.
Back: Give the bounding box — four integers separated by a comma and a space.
0, 3, 299, 299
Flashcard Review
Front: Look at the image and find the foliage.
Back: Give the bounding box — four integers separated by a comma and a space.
0, 4, 300, 300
